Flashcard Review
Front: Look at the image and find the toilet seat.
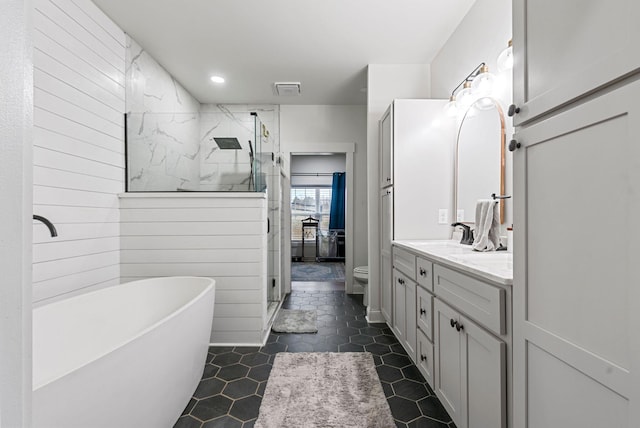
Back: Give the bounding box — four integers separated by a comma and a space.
353, 266, 368, 280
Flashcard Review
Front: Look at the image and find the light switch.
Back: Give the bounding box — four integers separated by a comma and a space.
457, 209, 464, 222
438, 209, 448, 224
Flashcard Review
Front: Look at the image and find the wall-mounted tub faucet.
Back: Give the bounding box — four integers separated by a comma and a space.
33, 215, 58, 237
451, 222, 473, 245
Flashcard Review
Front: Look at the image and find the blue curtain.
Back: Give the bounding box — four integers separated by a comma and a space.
329, 172, 345, 230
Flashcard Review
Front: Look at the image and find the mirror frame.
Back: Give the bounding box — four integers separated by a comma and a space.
454, 97, 507, 224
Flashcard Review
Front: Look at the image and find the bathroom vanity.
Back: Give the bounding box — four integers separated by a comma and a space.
391, 240, 512, 428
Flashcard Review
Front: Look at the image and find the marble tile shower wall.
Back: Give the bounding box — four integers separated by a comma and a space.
126, 36, 201, 191
125, 37, 281, 192
198, 104, 280, 192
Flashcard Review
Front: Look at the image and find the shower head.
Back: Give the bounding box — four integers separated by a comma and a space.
213, 137, 242, 150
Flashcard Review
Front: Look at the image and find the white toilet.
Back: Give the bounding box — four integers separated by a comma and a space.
353, 266, 369, 305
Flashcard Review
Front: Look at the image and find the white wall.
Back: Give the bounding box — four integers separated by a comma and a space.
32, 0, 126, 304
119, 194, 268, 345
280, 105, 368, 279
290, 154, 345, 186
1, 1, 33, 425
430, 0, 513, 228
366, 64, 431, 322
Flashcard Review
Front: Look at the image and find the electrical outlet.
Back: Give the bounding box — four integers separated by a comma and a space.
457, 209, 465, 222
438, 209, 448, 224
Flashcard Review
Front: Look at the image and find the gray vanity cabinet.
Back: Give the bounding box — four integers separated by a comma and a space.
435, 299, 506, 428
392, 268, 417, 360
512, 0, 640, 126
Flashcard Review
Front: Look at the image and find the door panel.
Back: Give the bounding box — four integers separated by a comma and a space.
513, 0, 640, 124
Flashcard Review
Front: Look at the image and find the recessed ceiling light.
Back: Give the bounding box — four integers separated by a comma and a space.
210, 75, 225, 84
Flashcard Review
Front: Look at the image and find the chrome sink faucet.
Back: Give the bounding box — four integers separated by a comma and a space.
451, 223, 473, 245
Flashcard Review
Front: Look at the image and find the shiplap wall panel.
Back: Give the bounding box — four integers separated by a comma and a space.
35, 70, 122, 124
120, 195, 268, 345
34, 166, 123, 194
34, 277, 120, 307
34, 127, 123, 167
120, 276, 263, 291
33, 223, 119, 244
33, 11, 124, 86
35, 0, 124, 71
33, 186, 121, 208
120, 249, 263, 264
34, 50, 124, 112
120, 235, 261, 250
120, 207, 264, 223
120, 222, 263, 236
33, 0, 125, 304
33, 147, 123, 181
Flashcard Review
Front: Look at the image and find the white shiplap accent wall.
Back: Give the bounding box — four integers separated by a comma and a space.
119, 194, 268, 345
33, 0, 125, 304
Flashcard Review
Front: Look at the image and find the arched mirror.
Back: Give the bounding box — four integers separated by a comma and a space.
454, 97, 506, 224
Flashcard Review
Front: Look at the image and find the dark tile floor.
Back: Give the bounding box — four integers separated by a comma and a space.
174, 290, 456, 428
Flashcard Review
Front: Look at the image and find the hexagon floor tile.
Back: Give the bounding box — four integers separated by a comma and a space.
174, 289, 457, 428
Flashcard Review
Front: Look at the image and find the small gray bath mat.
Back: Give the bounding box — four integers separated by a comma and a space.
271, 309, 318, 333
255, 352, 395, 428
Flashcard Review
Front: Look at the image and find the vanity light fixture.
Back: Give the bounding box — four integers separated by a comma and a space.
443, 62, 491, 116
497, 39, 513, 72
210, 75, 225, 84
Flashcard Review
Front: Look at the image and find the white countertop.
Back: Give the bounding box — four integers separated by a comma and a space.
393, 240, 513, 286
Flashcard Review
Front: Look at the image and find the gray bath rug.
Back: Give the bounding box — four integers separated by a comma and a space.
255, 352, 395, 428
271, 309, 317, 333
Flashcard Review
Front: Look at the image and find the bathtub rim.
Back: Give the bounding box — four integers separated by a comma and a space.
32, 276, 215, 391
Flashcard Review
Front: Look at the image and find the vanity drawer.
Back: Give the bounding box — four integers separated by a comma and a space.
417, 329, 434, 389
417, 286, 433, 340
416, 257, 433, 292
393, 246, 416, 280
433, 264, 505, 335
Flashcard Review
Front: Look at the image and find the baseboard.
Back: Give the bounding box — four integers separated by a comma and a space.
208, 342, 264, 347
365, 308, 386, 324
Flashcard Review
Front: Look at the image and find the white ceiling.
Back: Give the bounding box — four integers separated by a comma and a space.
93, 0, 476, 105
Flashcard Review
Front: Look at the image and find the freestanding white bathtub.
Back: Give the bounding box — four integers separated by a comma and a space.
32, 277, 215, 428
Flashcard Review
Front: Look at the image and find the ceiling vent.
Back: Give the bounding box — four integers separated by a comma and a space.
273, 82, 301, 96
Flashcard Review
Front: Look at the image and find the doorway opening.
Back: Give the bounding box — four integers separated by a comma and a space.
290, 154, 346, 292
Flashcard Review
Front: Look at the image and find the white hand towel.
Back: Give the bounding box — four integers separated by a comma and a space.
472, 199, 501, 252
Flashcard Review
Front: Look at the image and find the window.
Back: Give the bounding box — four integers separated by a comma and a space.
291, 187, 332, 240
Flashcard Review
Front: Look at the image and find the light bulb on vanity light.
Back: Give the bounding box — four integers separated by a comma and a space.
443, 95, 458, 117
471, 65, 496, 98
497, 40, 514, 72
456, 81, 475, 111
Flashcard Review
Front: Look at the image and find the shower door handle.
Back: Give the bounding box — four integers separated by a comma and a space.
267, 218, 270, 234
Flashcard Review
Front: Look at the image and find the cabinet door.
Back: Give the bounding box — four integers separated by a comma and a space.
381, 188, 393, 252
380, 189, 393, 326
404, 280, 417, 360
461, 315, 506, 428
417, 329, 434, 388
434, 299, 462, 427
381, 253, 392, 325
416, 286, 433, 341
379, 106, 392, 188
513, 81, 640, 427
512, 0, 640, 125
392, 270, 406, 342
